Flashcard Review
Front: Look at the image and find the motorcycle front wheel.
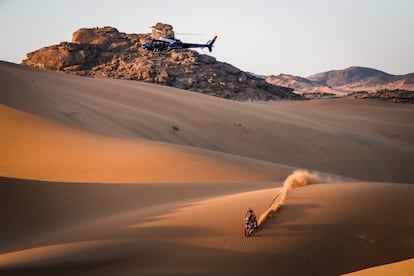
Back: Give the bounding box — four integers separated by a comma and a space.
244, 228, 252, 237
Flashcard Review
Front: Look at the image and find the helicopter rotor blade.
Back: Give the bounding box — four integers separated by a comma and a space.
148, 27, 203, 36
175, 33, 205, 36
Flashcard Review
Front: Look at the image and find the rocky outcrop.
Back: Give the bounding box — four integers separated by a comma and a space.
22, 24, 300, 101
150, 22, 174, 39
347, 89, 414, 103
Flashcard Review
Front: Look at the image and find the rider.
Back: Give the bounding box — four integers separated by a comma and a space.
245, 208, 257, 229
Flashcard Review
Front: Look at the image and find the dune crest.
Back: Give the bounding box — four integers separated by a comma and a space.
0, 104, 292, 183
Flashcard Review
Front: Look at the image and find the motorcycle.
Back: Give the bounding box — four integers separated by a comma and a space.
244, 219, 257, 237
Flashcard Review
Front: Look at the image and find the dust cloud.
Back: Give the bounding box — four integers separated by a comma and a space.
257, 170, 320, 226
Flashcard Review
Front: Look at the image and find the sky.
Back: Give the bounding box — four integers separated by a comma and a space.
0, 0, 413, 77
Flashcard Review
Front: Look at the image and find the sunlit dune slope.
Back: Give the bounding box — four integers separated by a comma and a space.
343, 258, 414, 276
0, 105, 293, 183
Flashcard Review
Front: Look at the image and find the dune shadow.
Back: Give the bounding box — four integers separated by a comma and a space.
0, 237, 266, 276
2, 224, 414, 276
0, 176, 272, 253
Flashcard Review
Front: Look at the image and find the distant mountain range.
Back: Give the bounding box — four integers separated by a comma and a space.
266, 66, 414, 98
307, 66, 414, 92
265, 74, 347, 98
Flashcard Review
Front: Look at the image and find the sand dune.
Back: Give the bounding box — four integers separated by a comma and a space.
0, 104, 292, 183
1, 177, 413, 275
1, 61, 413, 182
343, 258, 414, 276
1, 61, 414, 275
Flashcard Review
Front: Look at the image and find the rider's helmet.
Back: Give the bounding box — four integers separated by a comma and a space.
247, 208, 253, 213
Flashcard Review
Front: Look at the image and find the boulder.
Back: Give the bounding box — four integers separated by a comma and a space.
151, 22, 174, 39
23, 42, 98, 70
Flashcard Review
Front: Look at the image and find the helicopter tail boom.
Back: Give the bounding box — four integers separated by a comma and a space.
207, 35, 218, 52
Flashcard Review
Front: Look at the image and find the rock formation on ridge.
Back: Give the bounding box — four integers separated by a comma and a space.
22, 23, 301, 101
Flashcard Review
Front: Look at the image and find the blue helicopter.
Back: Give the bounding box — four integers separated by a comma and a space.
142, 31, 218, 52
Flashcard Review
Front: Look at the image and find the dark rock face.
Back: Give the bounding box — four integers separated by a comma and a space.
347, 89, 414, 103
22, 23, 301, 101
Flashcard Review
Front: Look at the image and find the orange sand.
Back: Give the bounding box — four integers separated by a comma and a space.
1, 61, 413, 275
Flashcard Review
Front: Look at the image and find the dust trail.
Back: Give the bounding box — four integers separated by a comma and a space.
257, 170, 320, 226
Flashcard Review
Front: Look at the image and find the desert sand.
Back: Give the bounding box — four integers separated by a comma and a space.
1, 60, 413, 275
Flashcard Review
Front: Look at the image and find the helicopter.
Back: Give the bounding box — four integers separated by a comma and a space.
141, 28, 218, 52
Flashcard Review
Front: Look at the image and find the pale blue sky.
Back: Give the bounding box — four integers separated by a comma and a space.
1, 0, 413, 76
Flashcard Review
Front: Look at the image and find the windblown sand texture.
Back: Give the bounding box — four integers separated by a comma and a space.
1, 61, 414, 275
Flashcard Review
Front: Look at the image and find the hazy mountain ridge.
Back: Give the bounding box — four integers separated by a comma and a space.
307, 66, 414, 92
265, 67, 414, 102
265, 74, 347, 98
